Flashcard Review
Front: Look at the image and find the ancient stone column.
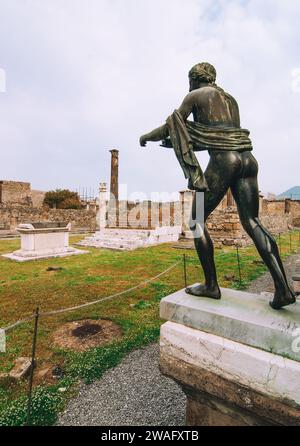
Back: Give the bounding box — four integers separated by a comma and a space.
226, 188, 234, 207
179, 190, 194, 239
98, 182, 107, 231
110, 149, 119, 201
150, 201, 160, 228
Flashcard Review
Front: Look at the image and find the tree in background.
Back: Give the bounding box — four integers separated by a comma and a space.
43, 189, 82, 209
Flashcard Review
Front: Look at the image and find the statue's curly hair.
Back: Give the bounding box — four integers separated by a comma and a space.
189, 62, 217, 84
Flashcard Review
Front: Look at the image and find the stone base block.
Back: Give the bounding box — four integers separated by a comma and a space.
2, 247, 88, 262
77, 226, 181, 251
160, 322, 300, 426
160, 285, 300, 362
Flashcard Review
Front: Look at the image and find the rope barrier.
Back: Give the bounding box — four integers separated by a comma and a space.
2, 229, 299, 333
3, 315, 36, 333
2, 261, 180, 333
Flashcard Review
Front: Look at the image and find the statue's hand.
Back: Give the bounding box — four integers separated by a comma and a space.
139, 135, 148, 147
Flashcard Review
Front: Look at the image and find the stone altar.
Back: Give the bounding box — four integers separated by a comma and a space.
2, 222, 88, 262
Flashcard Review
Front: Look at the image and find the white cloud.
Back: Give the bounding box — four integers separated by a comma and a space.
0, 68, 6, 92
0, 0, 299, 195
291, 68, 300, 93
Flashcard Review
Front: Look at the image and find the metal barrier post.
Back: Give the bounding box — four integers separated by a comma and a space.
236, 245, 242, 286
183, 254, 188, 289
26, 307, 39, 426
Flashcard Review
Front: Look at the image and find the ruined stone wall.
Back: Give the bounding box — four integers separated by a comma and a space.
206, 199, 294, 247
107, 200, 180, 229
207, 208, 244, 247
0, 191, 298, 242
206, 208, 292, 248
180, 192, 297, 247
0, 205, 96, 232
31, 190, 46, 208
286, 200, 300, 227
103, 192, 298, 247
0, 181, 32, 206
261, 200, 286, 216
261, 213, 292, 234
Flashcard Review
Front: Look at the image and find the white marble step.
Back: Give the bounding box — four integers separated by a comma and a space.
79, 234, 146, 244
77, 227, 181, 251
98, 229, 152, 236
79, 240, 144, 251
79, 239, 144, 247
93, 234, 150, 241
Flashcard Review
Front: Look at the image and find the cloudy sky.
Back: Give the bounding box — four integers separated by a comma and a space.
0, 0, 299, 199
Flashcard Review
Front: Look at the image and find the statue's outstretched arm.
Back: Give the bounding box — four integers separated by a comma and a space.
139, 92, 195, 147
140, 124, 169, 146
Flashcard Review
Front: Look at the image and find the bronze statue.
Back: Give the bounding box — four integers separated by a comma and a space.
140, 62, 296, 310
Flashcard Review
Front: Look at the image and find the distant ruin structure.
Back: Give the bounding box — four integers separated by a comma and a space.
0, 181, 32, 206
0, 177, 299, 247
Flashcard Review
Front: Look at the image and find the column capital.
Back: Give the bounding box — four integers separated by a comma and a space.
99, 182, 107, 193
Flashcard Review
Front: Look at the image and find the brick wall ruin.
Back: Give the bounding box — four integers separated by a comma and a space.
0, 180, 299, 245
106, 200, 181, 229
31, 189, 46, 207
206, 191, 293, 247
0, 181, 95, 233
286, 200, 300, 227
0, 205, 96, 232
0, 181, 46, 208
0, 181, 32, 206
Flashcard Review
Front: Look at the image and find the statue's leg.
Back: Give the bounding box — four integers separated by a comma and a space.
186, 152, 239, 299
231, 152, 295, 310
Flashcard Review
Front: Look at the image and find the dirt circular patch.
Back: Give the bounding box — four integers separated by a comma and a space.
72, 323, 102, 338
53, 319, 122, 352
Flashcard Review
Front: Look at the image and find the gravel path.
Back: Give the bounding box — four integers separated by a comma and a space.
58, 254, 299, 426
247, 253, 299, 294
58, 344, 186, 426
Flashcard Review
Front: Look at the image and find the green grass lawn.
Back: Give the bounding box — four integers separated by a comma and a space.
0, 230, 299, 426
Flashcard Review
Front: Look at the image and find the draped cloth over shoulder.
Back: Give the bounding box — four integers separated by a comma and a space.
165, 110, 253, 192
166, 110, 208, 191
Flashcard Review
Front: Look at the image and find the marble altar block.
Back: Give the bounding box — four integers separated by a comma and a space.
2, 222, 88, 262
160, 286, 300, 426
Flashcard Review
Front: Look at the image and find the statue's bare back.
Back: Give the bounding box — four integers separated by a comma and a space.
186, 86, 240, 128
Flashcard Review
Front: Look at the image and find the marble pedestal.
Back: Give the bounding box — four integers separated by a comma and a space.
160, 286, 300, 426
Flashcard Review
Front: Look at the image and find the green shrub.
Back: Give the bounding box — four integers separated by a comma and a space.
43, 189, 82, 209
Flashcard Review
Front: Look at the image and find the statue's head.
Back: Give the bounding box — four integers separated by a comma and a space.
189, 62, 216, 91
